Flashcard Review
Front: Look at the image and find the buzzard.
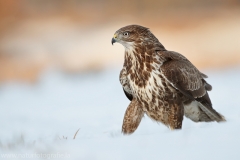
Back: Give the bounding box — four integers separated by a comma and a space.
112, 25, 225, 134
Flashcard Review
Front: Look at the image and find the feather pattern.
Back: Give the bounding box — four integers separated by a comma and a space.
113, 25, 225, 134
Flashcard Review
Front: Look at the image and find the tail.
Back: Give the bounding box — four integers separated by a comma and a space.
196, 93, 226, 122
197, 102, 226, 122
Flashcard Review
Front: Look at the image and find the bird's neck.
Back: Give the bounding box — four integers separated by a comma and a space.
123, 40, 166, 82
124, 40, 165, 68
124, 44, 144, 69
123, 44, 152, 82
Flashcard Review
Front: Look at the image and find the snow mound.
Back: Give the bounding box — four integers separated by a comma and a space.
0, 67, 239, 160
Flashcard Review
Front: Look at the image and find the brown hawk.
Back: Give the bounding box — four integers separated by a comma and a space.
111, 25, 225, 134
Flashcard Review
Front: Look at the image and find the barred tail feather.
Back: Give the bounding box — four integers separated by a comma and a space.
197, 102, 226, 122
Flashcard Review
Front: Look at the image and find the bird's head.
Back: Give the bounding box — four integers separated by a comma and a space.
111, 25, 149, 49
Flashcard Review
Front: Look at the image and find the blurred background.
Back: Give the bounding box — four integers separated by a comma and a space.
0, 0, 240, 82
0, 1, 240, 158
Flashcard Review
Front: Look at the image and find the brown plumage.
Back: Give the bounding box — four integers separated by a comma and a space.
112, 25, 225, 134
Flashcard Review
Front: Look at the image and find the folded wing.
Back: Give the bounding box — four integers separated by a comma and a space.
159, 51, 225, 122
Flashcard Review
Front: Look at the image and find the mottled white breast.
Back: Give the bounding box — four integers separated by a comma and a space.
128, 61, 165, 102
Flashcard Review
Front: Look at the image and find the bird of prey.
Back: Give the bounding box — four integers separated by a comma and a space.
111, 25, 225, 134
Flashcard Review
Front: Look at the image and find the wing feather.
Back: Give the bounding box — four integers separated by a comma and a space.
120, 68, 133, 101
159, 51, 225, 122
159, 51, 206, 98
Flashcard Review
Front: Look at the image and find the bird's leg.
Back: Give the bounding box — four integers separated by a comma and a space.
122, 98, 144, 134
168, 102, 184, 130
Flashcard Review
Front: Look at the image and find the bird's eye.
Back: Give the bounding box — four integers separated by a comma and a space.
123, 32, 129, 36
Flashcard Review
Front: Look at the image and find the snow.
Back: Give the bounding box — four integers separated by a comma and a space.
0, 67, 240, 160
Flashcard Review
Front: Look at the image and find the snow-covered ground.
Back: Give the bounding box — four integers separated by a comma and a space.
0, 67, 240, 160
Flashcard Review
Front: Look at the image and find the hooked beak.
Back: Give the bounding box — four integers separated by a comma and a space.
111, 34, 117, 45
111, 38, 116, 45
